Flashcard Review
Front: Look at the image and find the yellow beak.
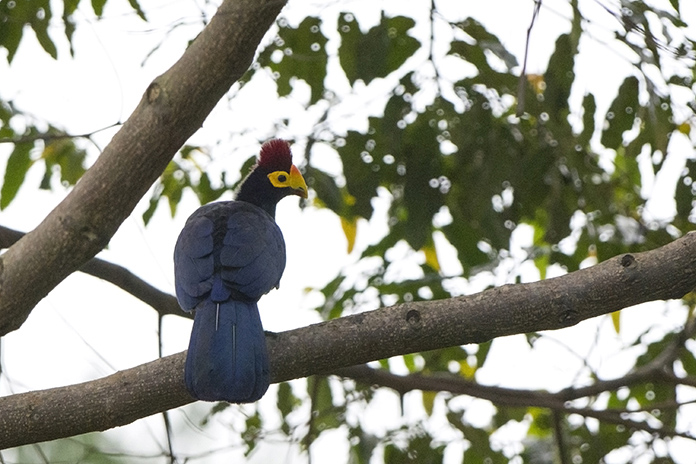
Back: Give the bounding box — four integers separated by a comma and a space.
289, 165, 308, 198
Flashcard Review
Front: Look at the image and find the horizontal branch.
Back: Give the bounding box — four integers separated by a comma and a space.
334, 313, 696, 409
335, 364, 566, 409
0, 226, 187, 319
1, 232, 695, 448
336, 365, 695, 441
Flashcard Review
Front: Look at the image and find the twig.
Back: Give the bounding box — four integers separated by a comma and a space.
0, 123, 119, 145
157, 314, 178, 464
516, 0, 542, 116
552, 409, 569, 464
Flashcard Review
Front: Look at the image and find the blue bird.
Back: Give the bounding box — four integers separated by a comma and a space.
174, 139, 307, 402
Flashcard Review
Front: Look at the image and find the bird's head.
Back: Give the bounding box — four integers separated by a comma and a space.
236, 139, 308, 217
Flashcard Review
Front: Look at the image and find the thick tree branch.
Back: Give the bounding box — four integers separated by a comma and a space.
0, 225, 187, 319
0, 0, 288, 335
1, 233, 695, 448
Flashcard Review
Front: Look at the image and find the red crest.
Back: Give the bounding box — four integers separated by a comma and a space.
258, 139, 292, 172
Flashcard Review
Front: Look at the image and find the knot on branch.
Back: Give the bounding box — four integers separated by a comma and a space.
406, 309, 422, 328
146, 82, 162, 104
620, 254, 636, 268
556, 296, 580, 327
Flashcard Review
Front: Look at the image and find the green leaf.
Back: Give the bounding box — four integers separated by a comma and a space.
194, 171, 226, 205
601, 76, 639, 149
91, 0, 106, 17
402, 353, 419, 373
0, 0, 53, 62
578, 93, 596, 146
422, 391, 436, 416
142, 160, 190, 224
307, 376, 343, 442
62, 0, 79, 17
340, 216, 358, 254
141, 195, 159, 226
492, 405, 527, 429
127, 0, 147, 20
338, 12, 420, 85
255, 17, 328, 104
451, 17, 518, 72
241, 410, 262, 456
277, 382, 301, 435
544, 34, 576, 120
610, 310, 621, 333
646, 93, 675, 161
41, 138, 87, 186
461, 18, 518, 68
306, 166, 346, 215
30, 0, 57, 59
383, 443, 409, 463
675, 159, 696, 219
1, 143, 33, 209
680, 342, 696, 375
474, 340, 492, 369
62, 0, 78, 55
447, 412, 506, 463
384, 429, 445, 464
526, 407, 553, 437
348, 426, 379, 464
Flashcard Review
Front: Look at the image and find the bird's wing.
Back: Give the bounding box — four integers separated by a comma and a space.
173, 201, 286, 311
220, 205, 286, 299
173, 203, 217, 311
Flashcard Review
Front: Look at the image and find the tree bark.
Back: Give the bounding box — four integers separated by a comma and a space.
1, 232, 695, 448
0, 0, 287, 335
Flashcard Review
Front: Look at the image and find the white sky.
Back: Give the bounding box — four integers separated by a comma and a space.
1, 0, 695, 462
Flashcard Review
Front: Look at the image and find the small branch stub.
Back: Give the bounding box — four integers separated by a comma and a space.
621, 254, 636, 267
406, 309, 422, 327
146, 83, 162, 104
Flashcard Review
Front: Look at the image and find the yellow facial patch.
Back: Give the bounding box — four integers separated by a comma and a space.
267, 165, 308, 198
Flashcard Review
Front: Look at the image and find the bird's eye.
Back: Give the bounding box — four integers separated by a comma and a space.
277, 174, 287, 183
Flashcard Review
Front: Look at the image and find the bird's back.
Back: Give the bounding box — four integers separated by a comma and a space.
174, 200, 286, 402
174, 200, 286, 311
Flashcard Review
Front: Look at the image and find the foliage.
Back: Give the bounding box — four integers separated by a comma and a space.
0, 100, 88, 209
0, 0, 145, 208
0, 0, 145, 63
2, 0, 696, 462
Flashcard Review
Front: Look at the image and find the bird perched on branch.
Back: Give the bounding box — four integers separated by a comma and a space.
174, 139, 307, 402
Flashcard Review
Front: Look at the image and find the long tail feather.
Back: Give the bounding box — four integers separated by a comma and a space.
185, 299, 270, 403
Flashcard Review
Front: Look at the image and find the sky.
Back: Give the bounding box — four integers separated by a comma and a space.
1, 0, 695, 462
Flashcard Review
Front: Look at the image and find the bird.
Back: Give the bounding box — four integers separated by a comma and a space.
174, 139, 307, 403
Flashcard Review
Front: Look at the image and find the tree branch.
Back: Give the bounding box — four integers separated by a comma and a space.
0, 226, 187, 320
1, 232, 695, 448
0, 0, 288, 335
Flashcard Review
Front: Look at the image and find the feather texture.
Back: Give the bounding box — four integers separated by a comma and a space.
174, 201, 285, 402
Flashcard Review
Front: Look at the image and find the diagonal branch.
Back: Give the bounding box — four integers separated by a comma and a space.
0, 226, 187, 319
0, 0, 288, 335
1, 232, 695, 448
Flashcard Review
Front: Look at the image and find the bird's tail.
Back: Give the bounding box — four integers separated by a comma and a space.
184, 299, 270, 403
